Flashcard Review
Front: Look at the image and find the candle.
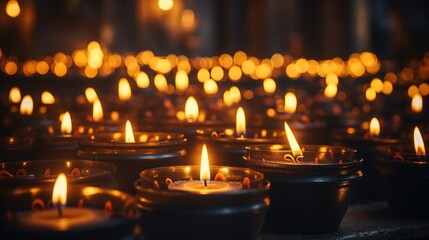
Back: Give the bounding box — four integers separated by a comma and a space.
16, 174, 110, 230
168, 144, 242, 194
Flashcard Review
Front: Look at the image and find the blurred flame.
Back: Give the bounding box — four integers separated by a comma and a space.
125, 120, 135, 143
411, 93, 423, 113
158, 0, 174, 11
414, 127, 426, 155
85, 88, 98, 103
200, 144, 210, 181
185, 96, 199, 123
52, 173, 67, 206
9, 87, 21, 103
236, 107, 246, 137
6, 0, 20, 18
61, 112, 72, 135
118, 78, 132, 101
41, 91, 55, 104
263, 78, 276, 94
284, 92, 297, 114
20, 95, 33, 115
93, 99, 104, 122
175, 70, 189, 93
324, 84, 338, 98
284, 122, 303, 157
369, 117, 380, 137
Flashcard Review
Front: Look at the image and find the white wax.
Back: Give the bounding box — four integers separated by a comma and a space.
168, 180, 242, 194
16, 207, 110, 231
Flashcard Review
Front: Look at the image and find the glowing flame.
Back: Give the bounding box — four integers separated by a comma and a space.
284, 92, 297, 114
411, 93, 423, 113
20, 95, 33, 115
284, 122, 303, 157
175, 70, 189, 93
223, 90, 233, 107
52, 173, 67, 207
41, 91, 55, 104
61, 112, 72, 135
9, 87, 21, 103
125, 120, 135, 143
414, 126, 426, 155
185, 96, 199, 123
236, 107, 246, 137
85, 88, 98, 103
118, 78, 132, 101
92, 99, 104, 122
200, 144, 210, 181
369, 117, 380, 137
324, 84, 338, 98
6, 0, 20, 18
158, 0, 174, 11
263, 78, 276, 94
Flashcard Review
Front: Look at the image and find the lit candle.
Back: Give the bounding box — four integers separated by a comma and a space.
184, 96, 199, 123
168, 144, 242, 194
414, 126, 426, 156
16, 173, 110, 230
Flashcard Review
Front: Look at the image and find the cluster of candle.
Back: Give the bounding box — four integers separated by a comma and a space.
0, 45, 428, 239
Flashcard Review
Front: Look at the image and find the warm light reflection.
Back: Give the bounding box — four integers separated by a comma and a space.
52, 173, 67, 207
284, 122, 303, 157
158, 0, 174, 11
9, 87, 21, 103
236, 107, 246, 137
6, 0, 20, 18
324, 84, 338, 98
414, 127, 426, 155
125, 120, 136, 143
204, 79, 218, 95
411, 93, 423, 113
93, 99, 104, 122
154, 74, 168, 93
263, 78, 276, 94
185, 96, 199, 123
135, 71, 150, 89
284, 92, 297, 114
175, 70, 189, 93
85, 88, 98, 103
118, 78, 132, 101
229, 86, 241, 103
41, 91, 55, 104
61, 112, 72, 135
200, 144, 210, 181
369, 117, 380, 137
20, 95, 33, 115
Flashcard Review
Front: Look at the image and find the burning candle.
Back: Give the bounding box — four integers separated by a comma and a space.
168, 144, 242, 193
16, 174, 110, 230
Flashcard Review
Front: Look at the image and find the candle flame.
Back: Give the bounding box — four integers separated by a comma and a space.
92, 99, 104, 122
414, 126, 426, 155
284, 92, 297, 114
158, 0, 174, 11
118, 78, 132, 101
9, 87, 21, 103
185, 96, 199, 123
411, 93, 423, 113
52, 173, 67, 207
236, 107, 246, 137
223, 90, 233, 107
20, 95, 33, 115
175, 70, 189, 93
61, 111, 72, 135
125, 120, 136, 143
41, 91, 55, 104
284, 122, 303, 157
85, 87, 98, 104
200, 144, 210, 181
369, 117, 380, 137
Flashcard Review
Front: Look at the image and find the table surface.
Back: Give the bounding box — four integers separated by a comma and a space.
259, 201, 429, 240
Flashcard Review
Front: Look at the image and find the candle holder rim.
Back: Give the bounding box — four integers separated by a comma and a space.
78, 132, 187, 147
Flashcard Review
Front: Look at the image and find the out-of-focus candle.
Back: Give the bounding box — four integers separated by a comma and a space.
9, 87, 21, 104
284, 92, 297, 114
369, 117, 380, 137
125, 120, 136, 143
236, 107, 246, 137
61, 112, 72, 135
411, 93, 423, 113
20, 95, 34, 115
93, 99, 104, 122
414, 126, 426, 155
184, 96, 199, 123
118, 78, 132, 101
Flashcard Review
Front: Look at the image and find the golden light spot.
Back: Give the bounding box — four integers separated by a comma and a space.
210, 66, 224, 81
296, 58, 309, 73
370, 78, 383, 93
156, 59, 172, 74
223, 90, 232, 107
72, 50, 87, 67
419, 83, 429, 96
204, 79, 218, 95
284, 92, 297, 114
118, 78, 132, 101
36, 61, 49, 75
241, 60, 256, 75
154, 74, 168, 93
285, 64, 301, 79
382, 81, 393, 95
228, 66, 242, 81
6, 0, 20, 18
9, 87, 21, 104
271, 53, 284, 68
229, 86, 241, 103
408, 85, 419, 98
85, 88, 98, 103
175, 70, 189, 92
365, 88, 376, 101
263, 78, 276, 94
255, 63, 272, 79
411, 93, 423, 113
324, 84, 338, 98
41, 91, 55, 104
325, 73, 339, 85
197, 68, 210, 83
233, 51, 247, 65
135, 71, 150, 89
53, 63, 67, 77
5, 61, 18, 75
400, 68, 414, 81
20, 95, 33, 115
219, 54, 233, 69
347, 58, 365, 77
158, 0, 174, 11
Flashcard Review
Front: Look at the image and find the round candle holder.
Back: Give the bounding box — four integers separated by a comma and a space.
32, 134, 81, 160
0, 185, 141, 240
77, 132, 187, 193
376, 145, 429, 219
0, 159, 117, 190
135, 165, 270, 240
0, 135, 34, 162
195, 128, 285, 167
244, 145, 362, 234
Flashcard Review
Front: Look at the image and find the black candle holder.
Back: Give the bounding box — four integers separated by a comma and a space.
135, 165, 270, 240
244, 145, 362, 234
32, 134, 81, 160
77, 132, 187, 193
0, 185, 141, 240
0, 160, 117, 190
376, 145, 429, 219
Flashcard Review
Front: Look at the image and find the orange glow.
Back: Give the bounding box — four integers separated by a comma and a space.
325, 73, 339, 85
158, 0, 174, 11
61, 112, 72, 135
181, 9, 195, 29
324, 84, 338, 98
6, 0, 20, 18
223, 90, 232, 107
53, 62, 67, 77
93, 99, 104, 122
200, 144, 210, 181
241, 60, 256, 75
414, 127, 426, 155
118, 78, 132, 101
411, 93, 423, 113
36, 61, 49, 75
204, 79, 218, 95
135, 71, 150, 89
284, 122, 303, 157
369, 117, 380, 137
197, 68, 210, 83
41, 91, 55, 104
154, 74, 168, 93
185, 96, 199, 123
175, 70, 189, 92
125, 120, 136, 143
211, 66, 224, 81
236, 107, 246, 137
263, 78, 276, 94
285, 63, 301, 79
5, 61, 18, 75
52, 173, 67, 207
229, 86, 241, 103
228, 66, 242, 81
20, 95, 33, 115
85, 88, 98, 104
284, 92, 297, 114
365, 88, 376, 101
9, 87, 21, 104
72, 50, 87, 67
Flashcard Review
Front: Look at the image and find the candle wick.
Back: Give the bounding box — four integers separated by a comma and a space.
57, 205, 63, 218
204, 179, 207, 187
